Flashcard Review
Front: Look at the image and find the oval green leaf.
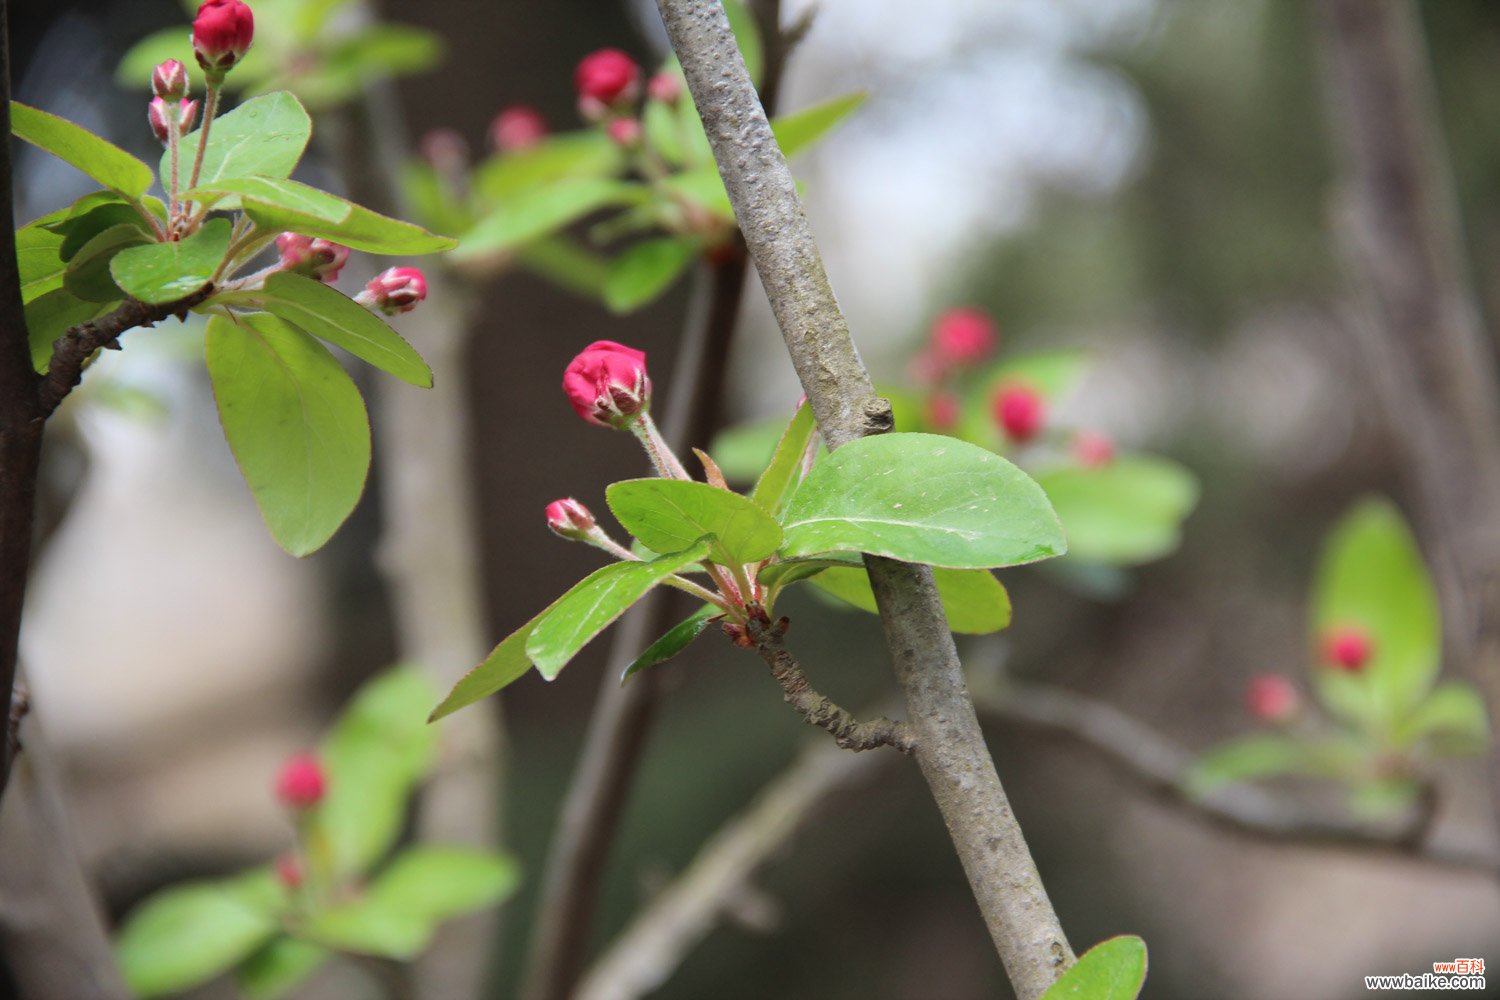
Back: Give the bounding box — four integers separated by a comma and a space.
25, 289, 105, 372
607, 479, 783, 567
526, 542, 711, 680
236, 937, 329, 1000
1040, 935, 1148, 1000
456, 177, 644, 260
172, 92, 312, 201
116, 877, 280, 998
623, 605, 718, 682
780, 432, 1066, 568
429, 600, 564, 721
205, 313, 371, 557
11, 101, 153, 199
111, 217, 231, 304
750, 401, 816, 515
63, 223, 150, 303
1393, 681, 1490, 751
603, 237, 698, 313
1035, 456, 1199, 566
810, 565, 1012, 635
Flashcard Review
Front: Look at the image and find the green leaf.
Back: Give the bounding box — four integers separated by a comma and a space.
759, 554, 861, 595
281, 25, 445, 108
708, 413, 794, 482
11, 101, 153, 199
780, 432, 1066, 569
472, 130, 623, 203
236, 937, 330, 1000
1035, 457, 1199, 566
172, 92, 312, 202
810, 565, 1012, 635
117, 876, 281, 998
1040, 936, 1148, 1000
751, 401, 816, 515
205, 313, 371, 557
643, 96, 689, 167
1311, 498, 1441, 733
722, 0, 766, 85
110, 217, 231, 304
317, 668, 436, 876
456, 177, 644, 260
607, 480, 783, 567
57, 202, 151, 261
518, 237, 611, 297
24, 289, 105, 373
63, 224, 151, 302
233, 272, 432, 387
17, 214, 69, 303
773, 92, 867, 159
1186, 734, 1357, 795
603, 237, 698, 313
306, 848, 518, 960
429, 603, 559, 721
525, 542, 711, 680
1394, 682, 1489, 751
623, 605, 718, 681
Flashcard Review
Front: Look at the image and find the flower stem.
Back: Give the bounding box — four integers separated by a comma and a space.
182, 80, 221, 228
629, 412, 691, 480
167, 109, 182, 227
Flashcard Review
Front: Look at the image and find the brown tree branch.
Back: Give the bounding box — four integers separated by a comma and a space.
747, 616, 914, 752
1312, 0, 1500, 855
654, 2, 1072, 994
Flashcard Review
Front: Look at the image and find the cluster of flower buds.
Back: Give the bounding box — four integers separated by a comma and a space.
275, 232, 350, 284
1245, 673, 1299, 723
1320, 625, 1374, 673
274, 752, 326, 811
356, 266, 428, 316
573, 48, 684, 151
191, 0, 255, 78
562, 340, 652, 428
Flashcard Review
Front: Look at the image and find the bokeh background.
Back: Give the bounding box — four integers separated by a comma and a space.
7, 1, 1500, 998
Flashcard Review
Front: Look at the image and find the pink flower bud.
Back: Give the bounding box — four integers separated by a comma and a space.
274, 233, 350, 284
152, 59, 189, 101
606, 117, 642, 148
546, 498, 596, 539
562, 340, 651, 428
148, 97, 197, 145
931, 308, 998, 367
1320, 625, 1373, 672
647, 71, 682, 105
491, 106, 547, 152
274, 753, 326, 810
192, 0, 254, 76
361, 266, 428, 316
1073, 430, 1115, 468
419, 128, 469, 174
1245, 674, 1299, 722
925, 392, 960, 431
275, 854, 304, 889
993, 384, 1045, 444
574, 48, 640, 107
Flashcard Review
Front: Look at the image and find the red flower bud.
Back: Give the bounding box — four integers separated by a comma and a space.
148, 97, 197, 145
606, 117, 642, 148
1320, 625, 1373, 672
931, 308, 997, 367
275, 854, 304, 889
925, 392, 960, 431
361, 266, 427, 316
574, 48, 640, 107
546, 498, 596, 540
993, 384, 1045, 444
152, 59, 189, 101
192, 0, 255, 76
562, 340, 651, 427
647, 71, 682, 105
491, 106, 547, 152
1245, 674, 1299, 722
1073, 430, 1115, 468
274, 233, 350, 284
274, 753, 326, 810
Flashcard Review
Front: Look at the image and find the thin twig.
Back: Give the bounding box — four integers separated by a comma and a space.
37, 287, 216, 417
747, 615, 914, 752
655, 2, 1073, 994
1313, 0, 1500, 862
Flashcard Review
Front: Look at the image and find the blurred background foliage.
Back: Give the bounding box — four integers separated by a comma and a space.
8, 1, 1500, 998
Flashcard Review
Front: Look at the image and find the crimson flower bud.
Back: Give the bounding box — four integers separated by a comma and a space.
491, 106, 547, 152
931, 308, 997, 367
148, 97, 197, 145
274, 753, 326, 810
925, 392, 960, 431
545, 498, 596, 540
574, 48, 640, 108
275, 232, 350, 284
192, 0, 255, 76
1320, 625, 1373, 672
606, 117, 642, 148
1073, 430, 1115, 468
647, 71, 682, 105
993, 384, 1045, 444
275, 854, 304, 889
152, 59, 189, 101
361, 266, 428, 316
562, 340, 651, 428
1245, 674, 1299, 722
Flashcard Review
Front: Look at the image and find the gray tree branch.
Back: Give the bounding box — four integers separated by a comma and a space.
653, 2, 1073, 994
